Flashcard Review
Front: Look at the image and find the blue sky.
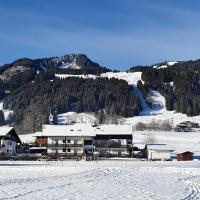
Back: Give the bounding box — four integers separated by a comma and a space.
1, 0, 200, 70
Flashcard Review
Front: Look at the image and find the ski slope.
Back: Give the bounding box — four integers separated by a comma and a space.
55, 71, 200, 126
0, 101, 13, 120
0, 160, 200, 200
57, 112, 96, 125
100, 71, 200, 126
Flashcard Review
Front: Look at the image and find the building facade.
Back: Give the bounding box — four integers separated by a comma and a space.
34, 124, 133, 158
0, 127, 21, 157
145, 144, 174, 161
93, 134, 132, 157
177, 151, 193, 161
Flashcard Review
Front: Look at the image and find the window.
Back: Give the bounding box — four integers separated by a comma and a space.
84, 140, 93, 145
63, 140, 66, 143
7, 149, 9, 153
67, 149, 71, 152
67, 140, 71, 143
1, 144, 5, 148
62, 148, 66, 152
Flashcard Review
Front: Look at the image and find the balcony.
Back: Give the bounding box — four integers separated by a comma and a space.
35, 138, 48, 146
47, 144, 83, 148
94, 144, 132, 148
47, 153, 83, 157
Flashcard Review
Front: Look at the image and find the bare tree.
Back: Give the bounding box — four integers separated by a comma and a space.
135, 122, 146, 131
145, 133, 157, 144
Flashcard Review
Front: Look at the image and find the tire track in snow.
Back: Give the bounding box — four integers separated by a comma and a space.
182, 180, 200, 200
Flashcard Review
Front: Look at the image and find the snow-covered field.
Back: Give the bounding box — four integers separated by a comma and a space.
133, 131, 200, 157
0, 160, 200, 200
57, 112, 96, 125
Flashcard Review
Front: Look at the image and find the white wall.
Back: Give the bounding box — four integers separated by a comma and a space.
0, 139, 16, 155
148, 149, 171, 160
47, 147, 83, 154
48, 136, 83, 145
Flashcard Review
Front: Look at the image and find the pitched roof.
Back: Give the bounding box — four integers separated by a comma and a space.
0, 127, 21, 143
147, 144, 174, 151
176, 151, 194, 155
0, 127, 13, 136
34, 124, 132, 137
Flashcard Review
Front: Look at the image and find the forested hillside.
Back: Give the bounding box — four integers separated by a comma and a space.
0, 55, 142, 133
132, 60, 200, 116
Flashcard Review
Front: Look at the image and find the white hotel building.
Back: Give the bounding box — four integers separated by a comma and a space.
34, 124, 133, 158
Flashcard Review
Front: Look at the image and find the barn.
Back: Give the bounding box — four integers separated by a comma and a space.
176, 151, 193, 161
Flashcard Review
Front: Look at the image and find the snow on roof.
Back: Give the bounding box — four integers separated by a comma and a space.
134, 143, 146, 149
19, 133, 36, 144
95, 124, 132, 135
0, 127, 13, 136
176, 150, 194, 154
34, 124, 132, 137
29, 147, 47, 150
147, 144, 174, 151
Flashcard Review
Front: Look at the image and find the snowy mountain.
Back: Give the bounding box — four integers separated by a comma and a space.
152, 61, 178, 69
1, 53, 200, 134
0, 54, 110, 79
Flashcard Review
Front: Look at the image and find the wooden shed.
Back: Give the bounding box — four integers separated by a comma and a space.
176, 151, 193, 161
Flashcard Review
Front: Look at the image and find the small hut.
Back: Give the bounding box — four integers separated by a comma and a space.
145, 144, 174, 161
177, 151, 193, 161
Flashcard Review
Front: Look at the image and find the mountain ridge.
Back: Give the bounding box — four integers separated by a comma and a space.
0, 53, 200, 134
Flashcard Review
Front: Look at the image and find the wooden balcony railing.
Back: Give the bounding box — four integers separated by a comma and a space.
35, 138, 48, 146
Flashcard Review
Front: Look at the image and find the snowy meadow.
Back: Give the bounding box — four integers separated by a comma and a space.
0, 160, 200, 200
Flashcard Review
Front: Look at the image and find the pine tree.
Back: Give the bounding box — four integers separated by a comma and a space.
0, 110, 5, 126
98, 111, 105, 124
53, 110, 58, 125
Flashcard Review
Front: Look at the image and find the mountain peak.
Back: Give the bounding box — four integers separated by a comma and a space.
0, 53, 111, 77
